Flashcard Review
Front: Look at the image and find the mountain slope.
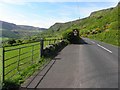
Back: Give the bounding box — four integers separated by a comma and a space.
46, 3, 119, 46
0, 20, 47, 38
0, 20, 47, 31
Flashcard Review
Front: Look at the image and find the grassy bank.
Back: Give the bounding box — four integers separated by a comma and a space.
45, 3, 119, 47
88, 30, 119, 46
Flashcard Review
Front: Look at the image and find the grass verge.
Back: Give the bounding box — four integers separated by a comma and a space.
88, 30, 119, 47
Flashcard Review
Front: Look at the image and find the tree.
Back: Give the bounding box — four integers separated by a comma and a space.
8, 39, 16, 46
16, 39, 22, 44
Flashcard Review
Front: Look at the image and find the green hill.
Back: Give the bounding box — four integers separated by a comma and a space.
0, 20, 47, 39
45, 3, 119, 46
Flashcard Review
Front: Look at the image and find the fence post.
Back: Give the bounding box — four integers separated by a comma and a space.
49, 40, 50, 45
40, 38, 44, 57
54, 39, 56, 44
31, 45, 34, 64
2, 47, 5, 87
18, 48, 21, 72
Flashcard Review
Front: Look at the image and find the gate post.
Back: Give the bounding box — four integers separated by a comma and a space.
2, 47, 5, 88
0, 47, 2, 90
40, 38, 44, 57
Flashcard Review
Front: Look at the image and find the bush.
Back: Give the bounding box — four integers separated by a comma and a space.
16, 39, 23, 44
22, 39, 32, 44
7, 39, 16, 46
43, 40, 68, 57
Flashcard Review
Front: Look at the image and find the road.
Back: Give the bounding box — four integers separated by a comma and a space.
21, 38, 119, 89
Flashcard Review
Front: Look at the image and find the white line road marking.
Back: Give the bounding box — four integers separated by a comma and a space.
97, 44, 112, 53
91, 41, 95, 44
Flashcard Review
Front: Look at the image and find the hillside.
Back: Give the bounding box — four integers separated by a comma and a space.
0, 20, 47, 38
0, 20, 47, 31
46, 3, 119, 46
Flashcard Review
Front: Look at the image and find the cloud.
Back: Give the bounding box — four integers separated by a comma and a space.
0, 0, 118, 5
0, 1, 118, 28
55, 2, 118, 19
0, 8, 71, 28
0, 0, 27, 5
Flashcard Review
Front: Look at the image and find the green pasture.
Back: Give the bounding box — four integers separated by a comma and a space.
4, 42, 40, 81
0, 37, 9, 41
0, 39, 61, 85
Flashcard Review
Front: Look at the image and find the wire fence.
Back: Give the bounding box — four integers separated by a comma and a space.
1, 38, 62, 87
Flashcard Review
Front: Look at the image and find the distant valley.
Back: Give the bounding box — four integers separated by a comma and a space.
0, 2, 119, 46
0, 20, 47, 39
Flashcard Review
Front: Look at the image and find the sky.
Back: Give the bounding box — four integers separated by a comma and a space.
0, 0, 119, 28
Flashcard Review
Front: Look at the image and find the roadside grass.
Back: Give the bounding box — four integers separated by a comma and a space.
88, 30, 119, 46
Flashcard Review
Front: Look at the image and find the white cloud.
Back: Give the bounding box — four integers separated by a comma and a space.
56, 2, 118, 19
0, 0, 118, 5
0, 0, 118, 28
0, 9, 71, 28
0, 0, 26, 5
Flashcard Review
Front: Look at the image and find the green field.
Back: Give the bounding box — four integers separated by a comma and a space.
1, 42, 41, 85
0, 39, 61, 86
0, 37, 9, 41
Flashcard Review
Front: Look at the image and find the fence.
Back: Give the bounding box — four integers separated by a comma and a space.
1, 38, 62, 87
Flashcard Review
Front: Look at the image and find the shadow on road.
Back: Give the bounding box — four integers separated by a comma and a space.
72, 38, 90, 45
53, 57, 61, 60
79, 38, 89, 45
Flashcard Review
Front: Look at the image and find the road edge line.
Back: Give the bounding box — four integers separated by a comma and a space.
97, 44, 112, 53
